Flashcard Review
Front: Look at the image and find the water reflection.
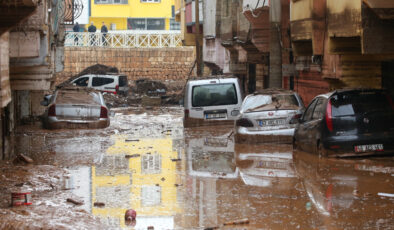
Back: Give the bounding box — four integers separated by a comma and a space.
293, 150, 394, 229
92, 135, 184, 229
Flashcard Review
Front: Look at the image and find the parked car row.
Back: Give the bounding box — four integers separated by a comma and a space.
183, 77, 394, 157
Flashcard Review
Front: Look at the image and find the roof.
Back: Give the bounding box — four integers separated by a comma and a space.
252, 88, 296, 95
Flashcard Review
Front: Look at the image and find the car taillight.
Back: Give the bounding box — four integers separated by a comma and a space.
184, 109, 189, 118
289, 114, 302, 124
100, 106, 108, 118
115, 85, 119, 95
236, 118, 254, 127
325, 99, 333, 132
48, 104, 56, 117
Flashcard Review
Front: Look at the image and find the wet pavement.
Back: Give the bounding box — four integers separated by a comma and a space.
0, 106, 393, 229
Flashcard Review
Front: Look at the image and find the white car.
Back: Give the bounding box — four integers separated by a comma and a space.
183, 77, 243, 127
41, 87, 110, 129
71, 74, 129, 95
235, 88, 305, 143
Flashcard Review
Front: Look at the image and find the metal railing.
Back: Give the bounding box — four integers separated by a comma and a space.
65, 31, 183, 48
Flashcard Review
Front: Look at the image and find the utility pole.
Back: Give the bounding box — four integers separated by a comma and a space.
195, 0, 202, 77
269, 0, 282, 88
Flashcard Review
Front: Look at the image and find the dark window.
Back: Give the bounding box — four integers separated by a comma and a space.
172, 5, 175, 18
170, 19, 180, 30
74, 77, 89, 87
147, 19, 165, 30
312, 98, 325, 120
128, 18, 146, 30
128, 18, 165, 30
331, 91, 393, 117
303, 99, 317, 122
192, 83, 238, 107
92, 77, 114, 87
119, 76, 128, 87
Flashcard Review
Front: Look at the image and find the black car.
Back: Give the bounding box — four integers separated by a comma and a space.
293, 89, 394, 157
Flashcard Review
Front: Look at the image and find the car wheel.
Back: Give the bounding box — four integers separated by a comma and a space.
317, 141, 327, 158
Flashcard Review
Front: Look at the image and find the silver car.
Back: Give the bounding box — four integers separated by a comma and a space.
42, 87, 110, 129
235, 89, 305, 143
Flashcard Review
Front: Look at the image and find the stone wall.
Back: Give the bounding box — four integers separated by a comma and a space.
56, 47, 196, 86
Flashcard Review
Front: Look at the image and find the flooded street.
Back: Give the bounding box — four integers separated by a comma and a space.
0, 107, 393, 229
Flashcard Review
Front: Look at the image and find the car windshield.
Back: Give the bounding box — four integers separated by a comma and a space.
192, 83, 237, 107
56, 90, 101, 105
242, 94, 300, 112
331, 91, 393, 117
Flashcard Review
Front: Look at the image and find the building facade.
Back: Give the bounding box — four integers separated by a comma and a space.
90, 0, 180, 31
0, 0, 66, 159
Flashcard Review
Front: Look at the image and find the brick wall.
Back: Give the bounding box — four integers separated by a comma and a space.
56, 47, 196, 86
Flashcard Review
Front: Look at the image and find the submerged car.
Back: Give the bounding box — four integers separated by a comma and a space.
41, 87, 110, 129
293, 89, 394, 157
235, 89, 305, 143
183, 77, 243, 127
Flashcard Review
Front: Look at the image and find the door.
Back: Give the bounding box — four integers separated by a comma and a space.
296, 99, 317, 152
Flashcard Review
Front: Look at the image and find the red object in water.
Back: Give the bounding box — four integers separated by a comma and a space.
11, 192, 32, 206
125, 209, 137, 220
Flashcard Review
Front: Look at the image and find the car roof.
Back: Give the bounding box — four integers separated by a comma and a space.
251, 88, 297, 95
315, 88, 386, 99
187, 75, 238, 84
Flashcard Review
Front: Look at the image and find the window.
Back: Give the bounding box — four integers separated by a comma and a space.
92, 77, 114, 87
147, 19, 165, 30
142, 154, 161, 174
170, 18, 180, 30
95, 0, 128, 4
141, 0, 160, 2
302, 99, 317, 122
192, 83, 238, 107
74, 77, 89, 87
141, 186, 161, 206
312, 98, 325, 120
128, 18, 165, 30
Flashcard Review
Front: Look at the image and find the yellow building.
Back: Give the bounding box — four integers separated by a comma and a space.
91, 134, 183, 228
90, 0, 180, 31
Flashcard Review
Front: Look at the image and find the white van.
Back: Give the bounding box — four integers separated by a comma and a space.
183, 77, 243, 127
71, 74, 129, 95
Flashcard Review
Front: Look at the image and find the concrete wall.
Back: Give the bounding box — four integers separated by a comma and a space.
56, 47, 195, 86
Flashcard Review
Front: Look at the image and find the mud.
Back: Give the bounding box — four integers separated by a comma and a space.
1, 106, 393, 229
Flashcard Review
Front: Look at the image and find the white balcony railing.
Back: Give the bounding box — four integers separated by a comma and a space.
65, 31, 183, 48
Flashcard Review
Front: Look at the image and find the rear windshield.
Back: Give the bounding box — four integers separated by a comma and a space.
331, 91, 393, 117
192, 83, 238, 107
119, 75, 128, 87
242, 94, 300, 112
56, 90, 101, 105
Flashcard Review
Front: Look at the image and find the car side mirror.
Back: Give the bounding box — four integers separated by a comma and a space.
40, 95, 52, 106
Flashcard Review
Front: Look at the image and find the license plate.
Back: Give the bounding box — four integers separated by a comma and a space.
205, 113, 226, 119
259, 119, 286, 126
354, 144, 384, 153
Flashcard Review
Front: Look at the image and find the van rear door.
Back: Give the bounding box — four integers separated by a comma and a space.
190, 81, 241, 120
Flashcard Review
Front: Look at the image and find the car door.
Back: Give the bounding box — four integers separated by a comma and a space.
309, 98, 327, 152
296, 99, 317, 152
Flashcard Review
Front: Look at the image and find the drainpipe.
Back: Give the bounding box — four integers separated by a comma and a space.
195, 0, 202, 77
269, 0, 282, 88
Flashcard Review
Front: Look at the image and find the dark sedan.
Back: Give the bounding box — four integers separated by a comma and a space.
293, 89, 394, 157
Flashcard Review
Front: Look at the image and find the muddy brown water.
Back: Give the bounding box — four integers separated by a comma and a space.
0, 107, 393, 229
